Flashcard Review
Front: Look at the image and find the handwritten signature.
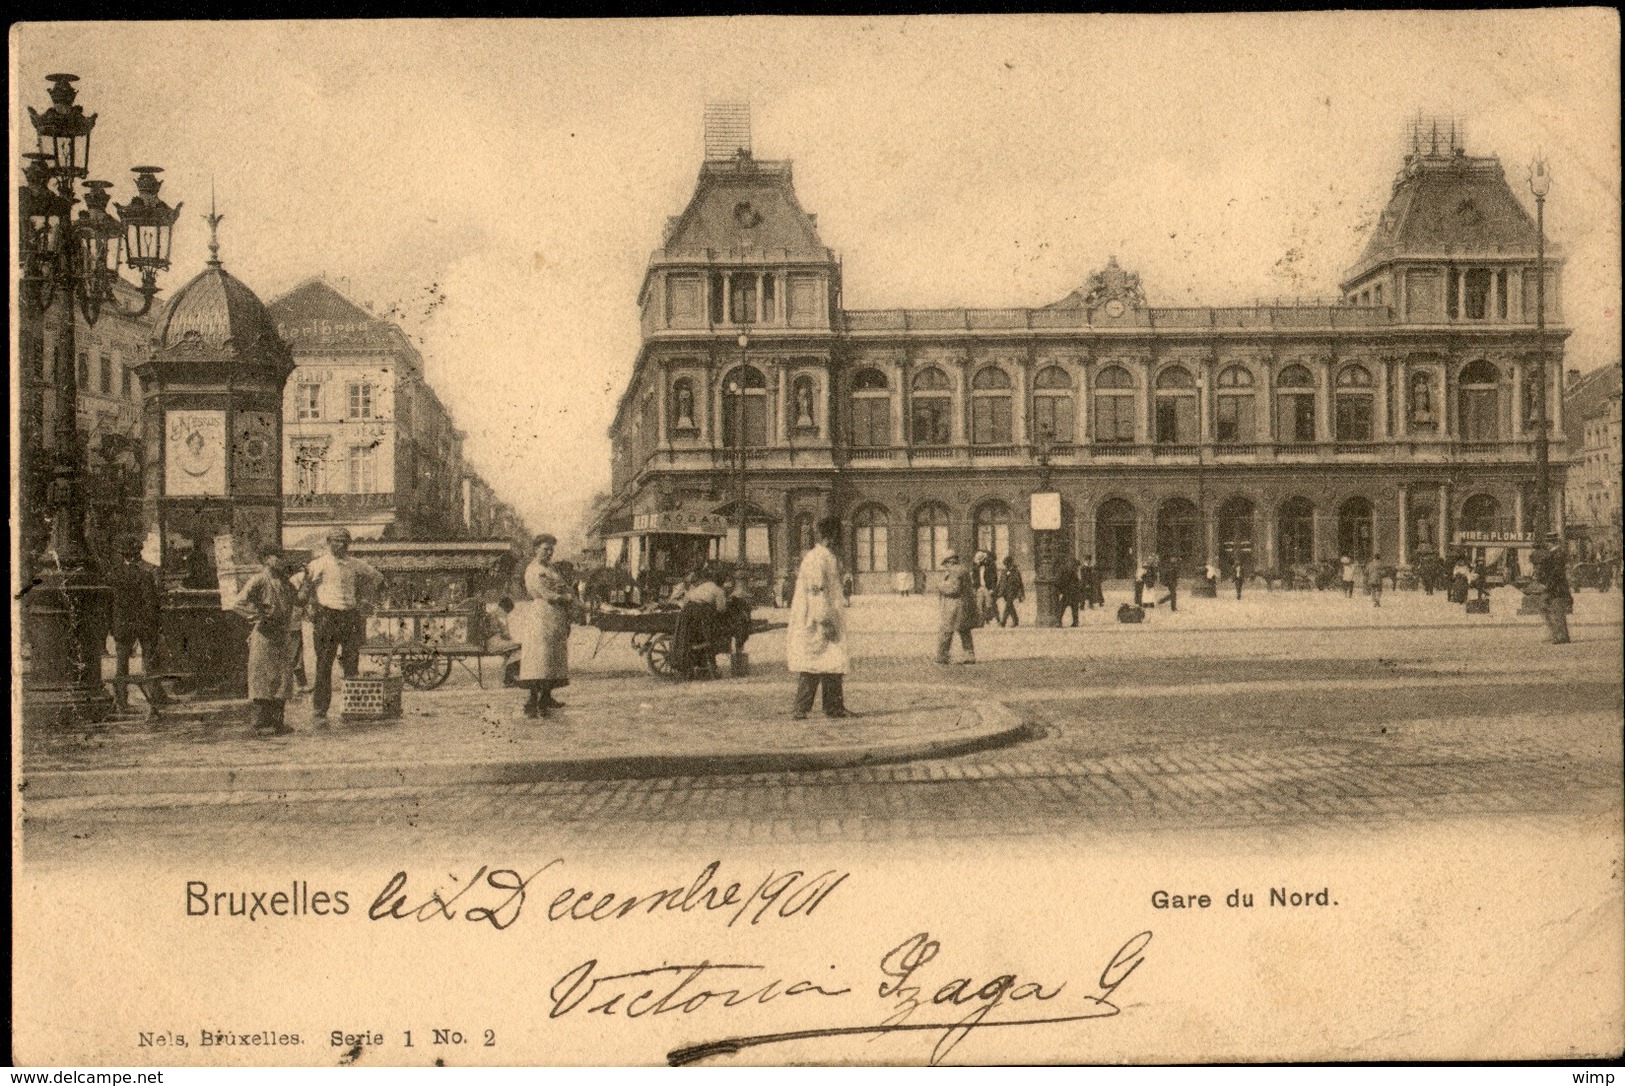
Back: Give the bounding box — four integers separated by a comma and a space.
543, 929, 1152, 1066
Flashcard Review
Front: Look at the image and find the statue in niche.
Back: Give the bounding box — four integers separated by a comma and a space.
794, 380, 816, 428
1410, 372, 1434, 422
674, 381, 696, 429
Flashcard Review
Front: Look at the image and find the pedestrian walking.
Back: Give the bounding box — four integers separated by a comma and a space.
304, 527, 383, 723
517, 533, 573, 718
105, 535, 170, 718
995, 556, 1026, 627
1083, 555, 1105, 609
1533, 541, 1573, 644
972, 550, 998, 625
935, 553, 979, 664
787, 516, 850, 719
1340, 555, 1356, 598
1164, 556, 1180, 613
1366, 553, 1384, 607
232, 548, 300, 736
1230, 561, 1245, 600
1133, 558, 1148, 607
1057, 560, 1081, 627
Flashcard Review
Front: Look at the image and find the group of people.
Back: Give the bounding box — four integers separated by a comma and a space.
1337, 553, 1389, 607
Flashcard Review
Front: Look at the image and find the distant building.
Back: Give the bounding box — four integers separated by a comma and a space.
1563, 363, 1622, 558
600, 111, 1571, 592
18, 276, 156, 565
267, 279, 475, 544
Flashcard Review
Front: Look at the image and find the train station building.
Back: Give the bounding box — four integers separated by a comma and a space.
600, 111, 1570, 592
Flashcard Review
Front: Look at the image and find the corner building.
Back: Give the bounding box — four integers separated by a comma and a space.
604, 123, 1570, 593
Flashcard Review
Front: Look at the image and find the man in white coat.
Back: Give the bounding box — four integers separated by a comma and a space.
787, 516, 851, 720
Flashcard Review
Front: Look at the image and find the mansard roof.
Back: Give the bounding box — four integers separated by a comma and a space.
659, 150, 831, 257
1344, 148, 1545, 286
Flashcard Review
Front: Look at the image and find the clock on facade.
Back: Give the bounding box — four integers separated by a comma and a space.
1104, 299, 1126, 318
733, 201, 762, 228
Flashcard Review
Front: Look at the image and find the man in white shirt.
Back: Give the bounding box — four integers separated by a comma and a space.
303, 527, 382, 721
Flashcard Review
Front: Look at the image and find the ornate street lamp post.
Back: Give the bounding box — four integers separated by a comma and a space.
18, 73, 180, 723
1527, 156, 1553, 546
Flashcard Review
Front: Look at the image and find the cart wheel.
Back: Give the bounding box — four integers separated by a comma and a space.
644, 633, 676, 679
401, 653, 452, 690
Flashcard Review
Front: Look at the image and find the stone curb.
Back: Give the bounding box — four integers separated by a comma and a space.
18, 700, 1034, 800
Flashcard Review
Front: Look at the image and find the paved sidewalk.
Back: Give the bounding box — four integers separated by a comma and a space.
20, 678, 1027, 800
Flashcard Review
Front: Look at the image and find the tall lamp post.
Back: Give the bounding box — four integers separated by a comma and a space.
1032, 424, 1061, 626
1527, 156, 1553, 547
731, 332, 749, 568
18, 73, 181, 722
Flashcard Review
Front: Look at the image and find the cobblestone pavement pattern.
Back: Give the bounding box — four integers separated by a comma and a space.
22, 588, 1623, 865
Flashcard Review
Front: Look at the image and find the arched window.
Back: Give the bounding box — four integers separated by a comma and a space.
1277, 364, 1317, 443
971, 366, 1013, 445
1461, 493, 1502, 535
911, 367, 953, 446
791, 374, 819, 431
1337, 496, 1374, 561
974, 501, 1012, 562
1334, 364, 1374, 442
1095, 498, 1138, 579
1216, 365, 1255, 444
1458, 360, 1501, 441
1278, 497, 1316, 566
849, 368, 891, 447
852, 504, 890, 573
670, 376, 697, 431
721, 365, 767, 448
914, 503, 952, 572
1093, 365, 1137, 444
1154, 365, 1198, 444
1033, 366, 1075, 444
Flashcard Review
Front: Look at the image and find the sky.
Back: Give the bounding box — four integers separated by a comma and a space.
11, 12, 1620, 543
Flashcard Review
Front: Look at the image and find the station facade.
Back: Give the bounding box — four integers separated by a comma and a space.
602, 118, 1570, 592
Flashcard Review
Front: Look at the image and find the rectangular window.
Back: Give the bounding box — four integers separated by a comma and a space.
855, 526, 889, 573
1033, 396, 1075, 444
1217, 395, 1255, 443
1374, 284, 1384, 306
99, 355, 113, 394
1095, 396, 1136, 443
1446, 268, 1460, 319
730, 276, 757, 324
911, 399, 952, 445
78, 351, 89, 387
121, 364, 133, 399
297, 383, 323, 420
971, 397, 1012, 444
1496, 270, 1508, 319
851, 397, 891, 447
708, 274, 726, 325
1155, 397, 1197, 444
722, 395, 767, 448
1335, 395, 1373, 441
347, 383, 373, 419
347, 444, 377, 493
1464, 269, 1491, 319
761, 275, 776, 323
1280, 394, 1317, 443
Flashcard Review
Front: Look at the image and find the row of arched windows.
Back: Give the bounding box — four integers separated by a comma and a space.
662, 359, 1530, 448
846, 491, 1511, 576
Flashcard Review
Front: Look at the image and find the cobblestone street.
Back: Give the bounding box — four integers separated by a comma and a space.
24, 590, 1622, 866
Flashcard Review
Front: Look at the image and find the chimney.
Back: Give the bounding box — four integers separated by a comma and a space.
704, 103, 751, 161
